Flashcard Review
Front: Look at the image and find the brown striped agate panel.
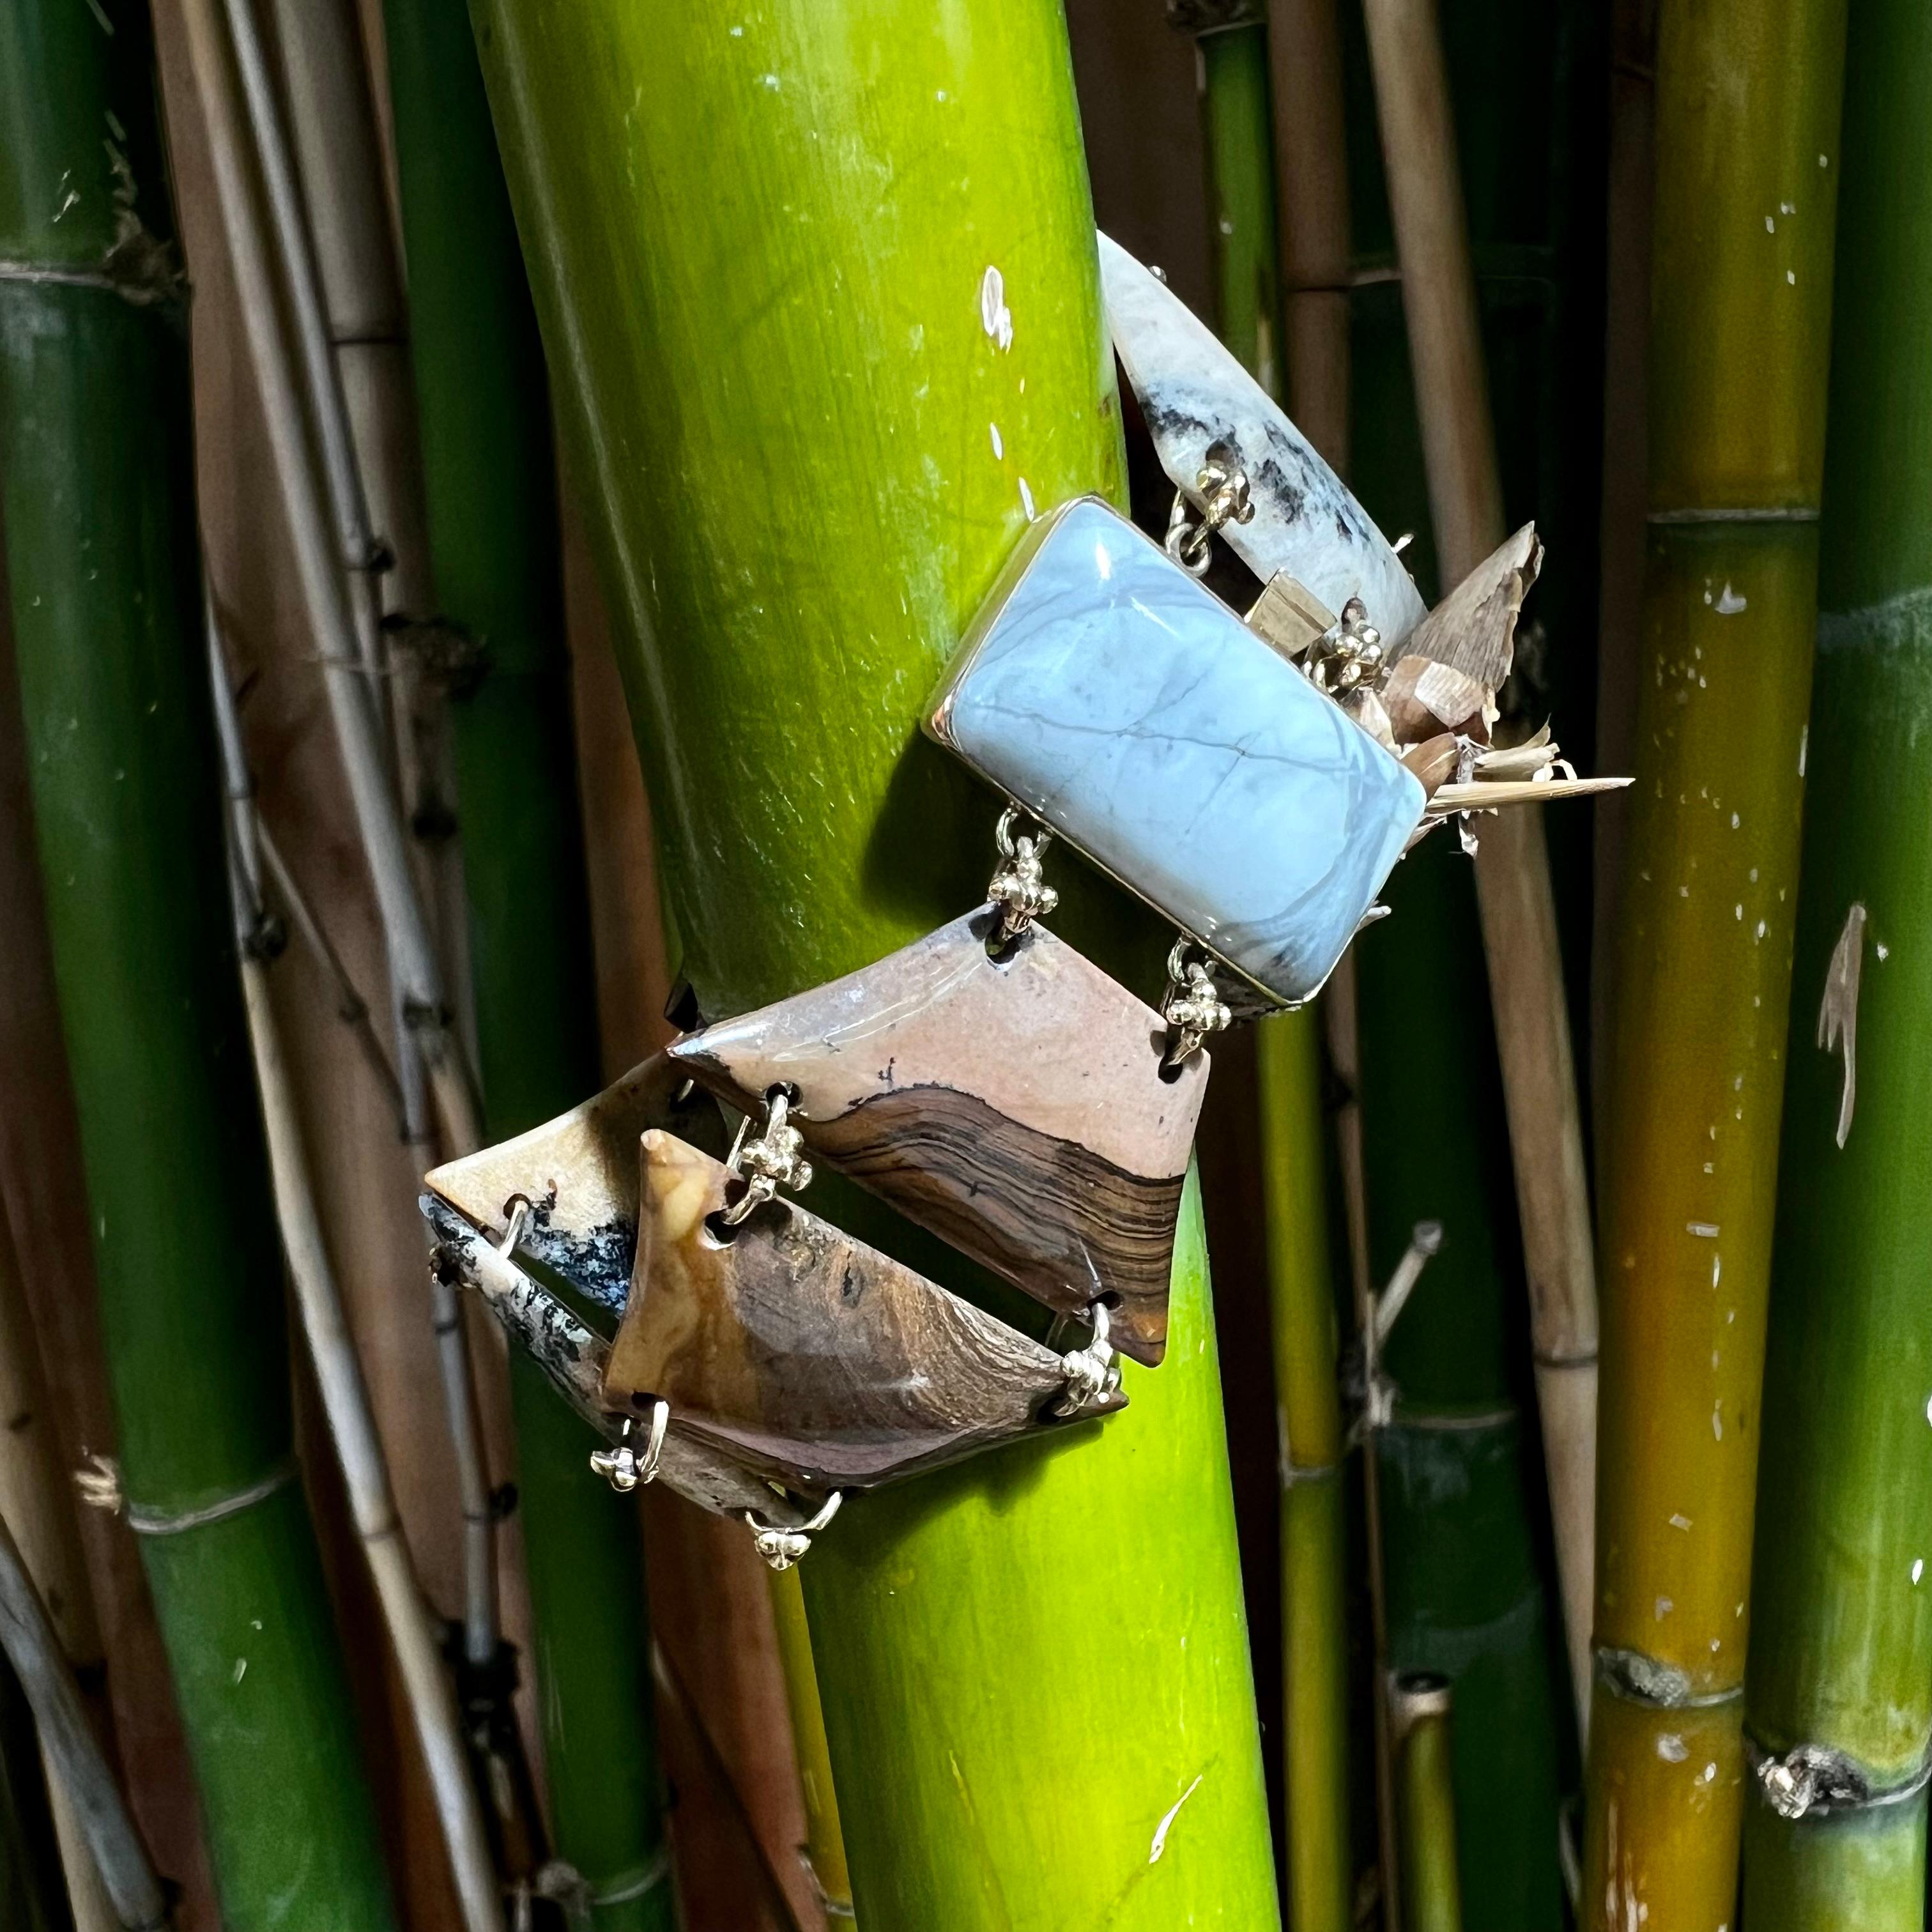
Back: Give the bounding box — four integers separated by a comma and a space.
604, 1133, 1122, 1493
666, 907, 1206, 1365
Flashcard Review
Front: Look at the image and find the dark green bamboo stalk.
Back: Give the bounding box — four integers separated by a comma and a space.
379, 3, 675, 1923
1585, 2, 1848, 1920
468, 3, 1280, 1923
1739, 0, 1932, 1919
0, 7, 397, 1926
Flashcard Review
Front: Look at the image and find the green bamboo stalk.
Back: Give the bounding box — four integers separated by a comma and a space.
1182, 20, 1357, 1927
1188, 8, 1283, 401
767, 1569, 853, 1922
1390, 1676, 1461, 1932
1584, 1, 1848, 1920
468, 4, 1280, 1923
1257, 1014, 1354, 1932
378, 4, 675, 1922
1738, 0, 1932, 1918
0, 7, 398, 1927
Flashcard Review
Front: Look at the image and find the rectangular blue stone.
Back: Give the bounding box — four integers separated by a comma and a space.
926, 496, 1425, 1006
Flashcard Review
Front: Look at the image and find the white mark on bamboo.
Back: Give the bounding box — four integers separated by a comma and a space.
1714, 583, 1747, 615
979, 266, 1014, 351
1018, 476, 1036, 521
1914, 1560, 1924, 1586
1765, 215, 1775, 233
1149, 1774, 1204, 1862
233, 1657, 247, 1685
1877, 940, 1890, 960
989, 423, 1003, 460
1657, 1733, 1688, 1762
1669, 1514, 1691, 1531
1799, 725, 1808, 776
1818, 903, 1867, 1148
1655, 1597, 1673, 1620
1687, 1222, 1720, 1239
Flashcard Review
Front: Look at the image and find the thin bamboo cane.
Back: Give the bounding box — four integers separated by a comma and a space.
1358, 0, 1597, 1738
378, 1, 680, 1919
1738, 0, 1932, 1919
181, 0, 480, 1157
1257, 1015, 1354, 1932
470, 3, 1281, 1922
767, 1568, 853, 1924
176, 0, 510, 1710
207, 619, 505, 1932
1183, 21, 1360, 1926
1584, 0, 1849, 1921
0, 4, 399, 1921
1389, 1676, 1461, 1932
0, 1215, 118, 1932
0, 1515, 165, 1932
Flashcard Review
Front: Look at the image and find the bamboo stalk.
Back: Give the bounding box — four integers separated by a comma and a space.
378, 1, 681, 1919
1184, 22, 1360, 1928
1584, 0, 1849, 1919
176, 0, 512, 1724
1358, 0, 1597, 1738
1390, 1675, 1462, 1932
0, 1213, 118, 1932
470, 4, 1282, 1922
767, 1569, 853, 1923
1257, 1015, 1354, 1932
180, 0, 480, 1156
0, 4, 400, 1920
1738, 0, 1932, 1918
207, 618, 505, 1932
0, 1514, 165, 1932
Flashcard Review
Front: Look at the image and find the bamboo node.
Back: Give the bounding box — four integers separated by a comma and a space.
1751, 1742, 1876, 1821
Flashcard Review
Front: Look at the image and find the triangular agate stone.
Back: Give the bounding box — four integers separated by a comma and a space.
668, 905, 1204, 1366
424, 1052, 724, 1313
605, 1132, 1123, 1494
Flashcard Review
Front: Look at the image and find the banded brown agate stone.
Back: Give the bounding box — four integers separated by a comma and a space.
668, 907, 1203, 1365
605, 1133, 1123, 1493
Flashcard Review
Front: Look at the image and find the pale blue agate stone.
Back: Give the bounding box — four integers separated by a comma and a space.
928, 496, 1425, 1005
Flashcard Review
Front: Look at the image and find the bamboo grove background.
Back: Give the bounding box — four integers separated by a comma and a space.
0, 0, 1921, 1927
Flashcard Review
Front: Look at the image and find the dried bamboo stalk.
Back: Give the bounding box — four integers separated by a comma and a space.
1358, 0, 1598, 1735
207, 622, 504, 1932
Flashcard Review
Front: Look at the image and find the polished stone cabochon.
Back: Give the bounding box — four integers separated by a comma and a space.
928, 496, 1426, 1004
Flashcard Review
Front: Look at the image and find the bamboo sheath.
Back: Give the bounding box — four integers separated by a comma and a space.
0, 6, 398, 1924
0, 1220, 120, 1932
1738, 0, 1932, 1919
1358, 0, 1597, 1738
379, 1, 680, 1920
470, 4, 1280, 1923
1186, 22, 1356, 1929
1584, 1, 1848, 1923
